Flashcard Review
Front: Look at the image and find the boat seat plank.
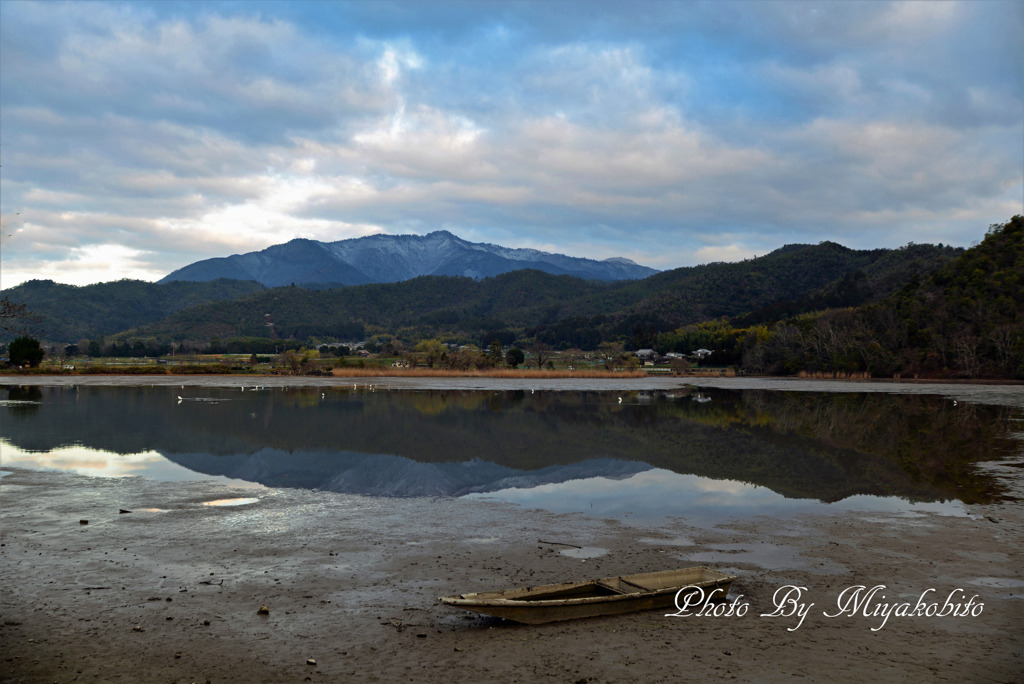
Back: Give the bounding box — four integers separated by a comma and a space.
594, 581, 629, 595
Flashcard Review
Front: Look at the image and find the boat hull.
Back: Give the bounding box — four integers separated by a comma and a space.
439, 566, 735, 624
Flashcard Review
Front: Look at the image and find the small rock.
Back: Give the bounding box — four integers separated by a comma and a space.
119, 509, 131, 514
79, 520, 88, 525
257, 605, 270, 615
203, 620, 211, 626
132, 625, 144, 632
306, 658, 317, 666
416, 633, 427, 638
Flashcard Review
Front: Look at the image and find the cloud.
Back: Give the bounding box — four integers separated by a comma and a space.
2, 243, 164, 288
692, 244, 761, 265
0, 0, 1020, 290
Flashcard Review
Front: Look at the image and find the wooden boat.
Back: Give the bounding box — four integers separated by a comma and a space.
439, 566, 735, 624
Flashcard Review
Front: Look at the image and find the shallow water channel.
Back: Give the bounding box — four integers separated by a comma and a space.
2, 382, 1020, 522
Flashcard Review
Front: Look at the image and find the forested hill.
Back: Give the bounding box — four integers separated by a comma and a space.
2, 279, 265, 343
594, 240, 960, 326
740, 216, 1024, 378
869, 215, 1023, 376
128, 240, 960, 346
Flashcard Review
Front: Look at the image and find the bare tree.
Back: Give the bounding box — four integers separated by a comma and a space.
530, 342, 550, 370
990, 325, 1020, 374
0, 296, 43, 337
953, 334, 981, 378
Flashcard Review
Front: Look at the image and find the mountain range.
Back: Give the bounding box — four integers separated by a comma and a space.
159, 230, 659, 287
5, 238, 962, 346
7, 216, 1022, 380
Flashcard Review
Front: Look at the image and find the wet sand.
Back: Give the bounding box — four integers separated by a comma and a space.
2, 377, 1023, 683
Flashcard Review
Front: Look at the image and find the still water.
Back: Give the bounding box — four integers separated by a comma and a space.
2, 383, 1020, 521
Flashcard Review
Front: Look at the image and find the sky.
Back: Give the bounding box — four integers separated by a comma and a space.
0, 0, 1021, 289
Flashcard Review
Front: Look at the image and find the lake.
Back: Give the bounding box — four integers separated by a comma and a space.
3, 378, 1020, 524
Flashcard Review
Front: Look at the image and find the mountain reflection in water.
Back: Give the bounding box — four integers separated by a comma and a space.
1, 385, 1019, 510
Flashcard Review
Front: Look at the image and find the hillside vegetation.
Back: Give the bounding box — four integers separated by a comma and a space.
127, 240, 960, 348
6, 218, 1022, 379
2, 279, 265, 343
740, 216, 1024, 378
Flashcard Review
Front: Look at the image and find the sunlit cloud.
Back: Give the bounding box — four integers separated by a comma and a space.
0, 439, 260, 484
1, 243, 165, 289
0, 0, 1020, 288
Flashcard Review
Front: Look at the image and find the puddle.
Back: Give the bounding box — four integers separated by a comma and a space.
560, 546, 609, 559
689, 542, 845, 574
133, 508, 168, 513
637, 536, 694, 547
202, 497, 260, 507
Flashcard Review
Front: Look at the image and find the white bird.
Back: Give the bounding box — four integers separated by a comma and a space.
177, 396, 183, 404
618, 396, 622, 403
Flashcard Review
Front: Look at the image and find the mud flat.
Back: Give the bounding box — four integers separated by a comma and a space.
1, 377, 1022, 682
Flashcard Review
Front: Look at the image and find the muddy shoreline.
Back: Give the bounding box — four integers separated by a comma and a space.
2, 378, 1022, 682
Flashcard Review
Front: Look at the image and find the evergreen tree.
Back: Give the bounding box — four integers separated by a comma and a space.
9, 336, 44, 367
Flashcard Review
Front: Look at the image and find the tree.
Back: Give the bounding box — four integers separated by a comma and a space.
442, 347, 475, 371
414, 339, 446, 368
505, 347, 525, 368
9, 336, 44, 367
669, 357, 691, 375
530, 342, 550, 370
487, 340, 505, 366
280, 349, 302, 373
0, 297, 43, 337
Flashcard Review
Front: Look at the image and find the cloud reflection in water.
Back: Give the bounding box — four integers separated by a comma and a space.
465, 468, 969, 522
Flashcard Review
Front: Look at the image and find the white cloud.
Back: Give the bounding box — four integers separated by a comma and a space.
692, 244, 760, 264
1, 244, 164, 288
156, 174, 386, 257
0, 0, 1020, 287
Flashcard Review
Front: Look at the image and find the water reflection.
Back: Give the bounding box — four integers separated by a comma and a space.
1, 385, 1019, 518
468, 469, 970, 522
0, 441, 255, 486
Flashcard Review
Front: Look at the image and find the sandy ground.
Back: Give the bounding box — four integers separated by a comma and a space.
2, 377, 1023, 683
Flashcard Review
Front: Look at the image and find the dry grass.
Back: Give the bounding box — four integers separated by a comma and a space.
329, 367, 648, 379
